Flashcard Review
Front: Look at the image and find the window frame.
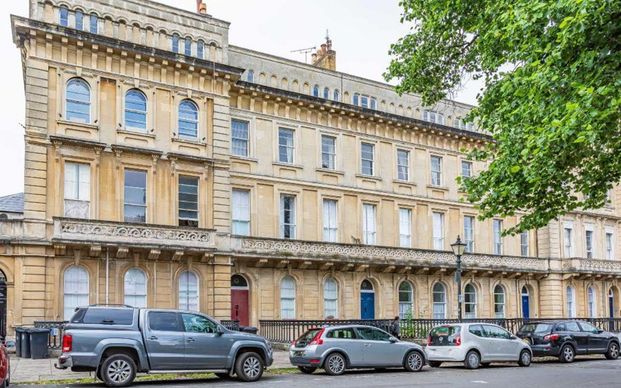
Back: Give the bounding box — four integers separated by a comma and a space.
178, 270, 199, 311
280, 276, 296, 319
231, 119, 250, 157
65, 78, 92, 124
124, 268, 147, 308
323, 277, 339, 318
461, 160, 472, 179
430, 155, 443, 186
464, 215, 474, 253
322, 199, 338, 243
360, 142, 375, 176
493, 219, 503, 255
432, 212, 445, 250
362, 203, 377, 245
280, 194, 296, 239
63, 265, 89, 321
178, 99, 199, 139
178, 175, 199, 227
398, 281, 414, 319
397, 149, 410, 181
399, 208, 412, 248
464, 283, 477, 319
494, 284, 505, 318
232, 189, 251, 236
64, 162, 91, 218
278, 127, 295, 164
123, 169, 147, 223
605, 230, 614, 260
124, 89, 148, 132
432, 283, 447, 319
321, 135, 336, 170
59, 6, 69, 26
520, 231, 529, 257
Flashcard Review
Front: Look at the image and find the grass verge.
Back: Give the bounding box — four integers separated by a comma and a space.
17, 367, 300, 385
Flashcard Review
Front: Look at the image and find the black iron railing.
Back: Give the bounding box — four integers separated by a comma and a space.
34, 320, 68, 349
259, 317, 621, 344
220, 319, 240, 331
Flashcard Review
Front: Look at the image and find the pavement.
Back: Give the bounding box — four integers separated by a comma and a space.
10, 351, 292, 384
13, 357, 621, 388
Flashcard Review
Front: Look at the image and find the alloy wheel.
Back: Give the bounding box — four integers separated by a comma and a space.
608, 343, 619, 359
407, 352, 423, 371
106, 359, 132, 384
327, 354, 345, 374
242, 355, 261, 379
562, 345, 574, 362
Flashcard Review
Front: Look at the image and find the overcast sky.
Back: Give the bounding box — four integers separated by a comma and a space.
0, 0, 481, 197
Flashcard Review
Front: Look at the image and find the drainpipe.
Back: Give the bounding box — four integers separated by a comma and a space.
105, 248, 109, 304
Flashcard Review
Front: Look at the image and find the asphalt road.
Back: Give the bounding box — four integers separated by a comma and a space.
21, 358, 621, 388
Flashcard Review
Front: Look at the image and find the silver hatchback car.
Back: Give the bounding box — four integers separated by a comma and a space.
425, 323, 532, 369
289, 325, 425, 375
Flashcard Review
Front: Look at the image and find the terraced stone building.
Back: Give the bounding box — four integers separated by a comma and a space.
1, 0, 619, 336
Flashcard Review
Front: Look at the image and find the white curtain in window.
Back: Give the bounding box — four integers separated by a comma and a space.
566, 286, 576, 318
362, 204, 376, 244
323, 278, 338, 318
280, 276, 296, 319
64, 266, 89, 320
179, 271, 199, 311
587, 287, 596, 317
432, 212, 444, 250
399, 208, 412, 248
323, 199, 338, 242
232, 190, 250, 235
64, 162, 90, 218
494, 285, 505, 318
432, 283, 446, 319
464, 284, 477, 319
124, 268, 147, 308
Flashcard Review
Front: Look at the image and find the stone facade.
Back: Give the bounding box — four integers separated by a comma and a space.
0, 0, 619, 336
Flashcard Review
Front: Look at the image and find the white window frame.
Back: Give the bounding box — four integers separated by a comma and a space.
605, 228, 614, 260
323, 278, 338, 318
232, 189, 251, 236
231, 119, 250, 157
423, 110, 445, 125
398, 281, 414, 319
564, 222, 574, 257
464, 284, 477, 319
566, 286, 576, 318
323, 199, 338, 243
587, 287, 597, 318
64, 162, 90, 218
179, 271, 199, 311
397, 149, 410, 181
461, 160, 472, 179
493, 219, 503, 255
585, 224, 594, 259
63, 266, 89, 320
321, 135, 336, 170
362, 204, 377, 245
430, 155, 443, 186
361, 142, 375, 176
278, 127, 295, 164
432, 283, 447, 319
124, 268, 147, 308
520, 231, 529, 257
178, 175, 199, 227
464, 216, 474, 253
399, 208, 412, 248
280, 194, 296, 239
432, 212, 445, 250
280, 276, 296, 319
494, 284, 505, 318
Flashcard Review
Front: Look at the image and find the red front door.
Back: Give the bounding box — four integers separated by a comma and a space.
231, 289, 249, 326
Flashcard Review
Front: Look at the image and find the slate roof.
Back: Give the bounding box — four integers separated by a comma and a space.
0, 193, 24, 214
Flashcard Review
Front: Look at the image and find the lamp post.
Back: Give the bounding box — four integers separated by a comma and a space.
451, 235, 467, 322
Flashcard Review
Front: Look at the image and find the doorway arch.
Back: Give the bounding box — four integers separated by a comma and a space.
231, 274, 250, 326
360, 279, 375, 320
521, 286, 530, 319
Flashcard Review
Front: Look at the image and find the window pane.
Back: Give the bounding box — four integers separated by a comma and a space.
125, 90, 147, 130
362, 204, 376, 244
431, 156, 442, 185
124, 170, 146, 222
66, 79, 91, 123
278, 128, 294, 163
178, 176, 198, 224
179, 100, 198, 138
399, 208, 412, 248
179, 271, 199, 311
321, 135, 336, 169
280, 195, 296, 239
361, 143, 374, 175
59, 6, 69, 26
323, 199, 338, 242
324, 278, 338, 318
433, 212, 444, 250
149, 311, 182, 331
124, 268, 147, 308
232, 119, 249, 156
63, 266, 89, 320
281, 276, 296, 319
464, 216, 474, 253
89, 13, 98, 33
397, 150, 409, 180
75, 10, 84, 30
232, 190, 250, 235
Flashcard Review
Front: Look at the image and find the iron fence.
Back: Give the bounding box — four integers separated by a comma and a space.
34, 320, 68, 349
259, 317, 621, 344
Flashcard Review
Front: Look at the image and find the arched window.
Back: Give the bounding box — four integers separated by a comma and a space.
59, 5, 69, 26
89, 13, 98, 33
172, 33, 180, 53
494, 285, 506, 318
184, 37, 192, 56
333, 89, 340, 101
64, 266, 89, 320
566, 286, 576, 318
197, 40, 204, 59
246, 70, 254, 83
75, 10, 84, 30
370, 97, 377, 110
179, 271, 199, 311
588, 287, 596, 317
398, 281, 414, 319
280, 276, 296, 319
432, 283, 446, 319
353, 93, 360, 106
66, 78, 91, 123
464, 284, 477, 319
312, 85, 320, 97
124, 89, 147, 131
124, 268, 147, 308
323, 87, 329, 99
323, 278, 338, 318
178, 99, 199, 138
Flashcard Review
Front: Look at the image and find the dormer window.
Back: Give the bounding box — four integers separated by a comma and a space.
370, 97, 377, 110
423, 110, 445, 125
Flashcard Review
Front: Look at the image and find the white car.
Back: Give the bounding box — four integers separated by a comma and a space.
425, 323, 532, 369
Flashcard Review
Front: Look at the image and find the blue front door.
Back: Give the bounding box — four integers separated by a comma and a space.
522, 294, 530, 319
361, 292, 375, 319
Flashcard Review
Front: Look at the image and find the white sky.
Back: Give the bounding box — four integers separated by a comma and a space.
0, 0, 482, 197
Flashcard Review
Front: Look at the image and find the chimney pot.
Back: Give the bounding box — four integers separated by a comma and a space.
196, 1, 207, 14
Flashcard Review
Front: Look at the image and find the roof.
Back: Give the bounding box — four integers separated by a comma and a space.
0, 193, 24, 214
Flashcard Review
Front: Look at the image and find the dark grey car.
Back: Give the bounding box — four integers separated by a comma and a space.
289, 325, 425, 375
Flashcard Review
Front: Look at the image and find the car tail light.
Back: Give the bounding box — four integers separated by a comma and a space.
454, 335, 461, 346
543, 333, 560, 342
62, 334, 72, 353
427, 336, 432, 346
309, 328, 325, 346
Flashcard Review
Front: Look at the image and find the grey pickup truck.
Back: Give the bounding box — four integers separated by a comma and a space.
55, 305, 273, 386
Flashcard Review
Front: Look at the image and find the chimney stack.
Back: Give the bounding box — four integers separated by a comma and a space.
311, 33, 336, 71
196, 1, 207, 14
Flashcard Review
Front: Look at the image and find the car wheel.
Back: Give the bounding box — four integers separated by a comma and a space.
428, 361, 442, 368
518, 350, 532, 367
464, 350, 481, 369
215, 372, 232, 379
235, 352, 264, 382
559, 344, 575, 363
324, 352, 346, 376
101, 354, 137, 388
298, 366, 317, 374
404, 350, 424, 372
605, 342, 620, 360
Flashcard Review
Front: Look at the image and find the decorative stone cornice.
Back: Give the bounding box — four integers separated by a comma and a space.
233, 237, 549, 273
562, 258, 621, 275
52, 217, 216, 251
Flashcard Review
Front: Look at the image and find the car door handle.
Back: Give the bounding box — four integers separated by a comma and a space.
187, 337, 196, 342
148, 336, 158, 340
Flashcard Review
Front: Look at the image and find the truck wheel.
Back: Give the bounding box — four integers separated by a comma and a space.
235, 352, 264, 382
101, 354, 137, 387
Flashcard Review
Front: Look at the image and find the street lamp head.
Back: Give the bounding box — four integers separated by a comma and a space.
451, 235, 467, 256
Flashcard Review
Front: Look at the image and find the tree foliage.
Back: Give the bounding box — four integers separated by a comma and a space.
385, 0, 621, 234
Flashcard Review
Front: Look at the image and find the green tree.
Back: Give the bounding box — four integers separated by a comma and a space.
385, 0, 621, 234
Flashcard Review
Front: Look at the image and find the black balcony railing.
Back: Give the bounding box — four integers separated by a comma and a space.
259, 317, 621, 344
34, 320, 68, 349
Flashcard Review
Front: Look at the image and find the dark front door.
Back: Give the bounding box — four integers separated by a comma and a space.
231, 289, 249, 326
361, 292, 375, 320
610, 292, 615, 319
521, 293, 530, 319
